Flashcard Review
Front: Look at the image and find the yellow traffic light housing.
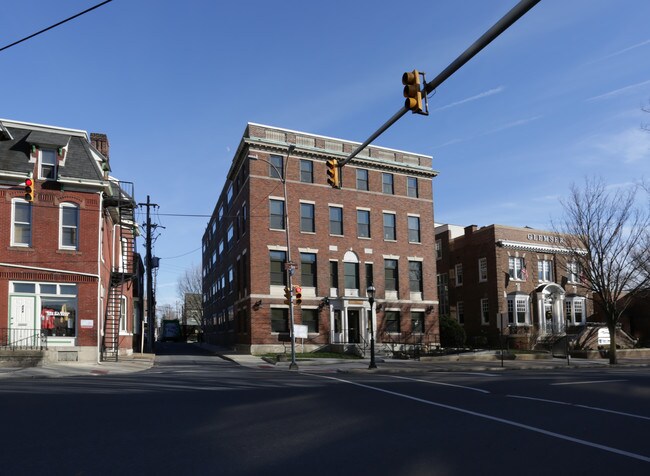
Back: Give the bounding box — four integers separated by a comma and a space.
326, 159, 340, 189
402, 70, 424, 114
283, 286, 293, 305
24, 178, 34, 202
294, 286, 302, 306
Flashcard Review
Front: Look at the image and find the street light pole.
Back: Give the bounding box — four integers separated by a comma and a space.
250, 145, 298, 370
367, 284, 377, 369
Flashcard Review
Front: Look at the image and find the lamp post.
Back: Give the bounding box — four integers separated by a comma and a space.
367, 284, 377, 369
249, 145, 298, 370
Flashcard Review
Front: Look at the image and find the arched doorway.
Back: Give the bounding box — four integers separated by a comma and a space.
535, 283, 566, 335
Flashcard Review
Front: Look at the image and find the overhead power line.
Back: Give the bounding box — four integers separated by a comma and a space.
0, 0, 113, 53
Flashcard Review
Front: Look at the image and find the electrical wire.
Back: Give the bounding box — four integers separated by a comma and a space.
0, 1, 113, 53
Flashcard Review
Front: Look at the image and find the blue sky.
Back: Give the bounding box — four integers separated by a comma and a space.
2, 0, 649, 307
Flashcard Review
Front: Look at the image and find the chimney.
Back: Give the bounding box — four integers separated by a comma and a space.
90, 133, 109, 160
464, 225, 478, 236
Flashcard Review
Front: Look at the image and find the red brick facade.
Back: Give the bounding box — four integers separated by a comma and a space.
0, 120, 141, 362
436, 224, 593, 349
203, 124, 439, 354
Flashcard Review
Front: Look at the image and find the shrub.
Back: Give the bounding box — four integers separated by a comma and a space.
439, 315, 466, 348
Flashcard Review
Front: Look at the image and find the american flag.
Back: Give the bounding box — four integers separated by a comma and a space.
521, 264, 528, 280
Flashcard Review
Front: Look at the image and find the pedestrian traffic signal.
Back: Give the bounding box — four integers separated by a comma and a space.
402, 70, 423, 114
284, 286, 293, 305
326, 159, 340, 189
294, 286, 302, 306
24, 178, 34, 202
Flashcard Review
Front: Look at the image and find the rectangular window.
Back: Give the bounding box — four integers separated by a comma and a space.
302, 308, 318, 333
40, 149, 57, 180
538, 260, 553, 282
407, 177, 418, 198
508, 296, 528, 324
481, 298, 490, 324
300, 203, 315, 233
567, 261, 581, 283
385, 310, 400, 333
382, 173, 394, 194
227, 184, 233, 205
365, 263, 374, 290
241, 203, 248, 234
508, 257, 526, 281
330, 261, 339, 289
12, 200, 32, 247
356, 169, 369, 191
271, 308, 288, 333
269, 154, 283, 179
437, 274, 449, 317
41, 295, 78, 337
455, 263, 463, 286
269, 250, 287, 286
409, 261, 423, 293
300, 159, 313, 183
269, 199, 285, 230
227, 224, 234, 248
411, 311, 424, 333
457, 301, 464, 325
384, 259, 399, 291
383, 213, 396, 240
357, 209, 371, 238
329, 206, 343, 235
408, 216, 420, 243
344, 262, 359, 290
435, 240, 442, 260
479, 257, 488, 282
300, 252, 317, 288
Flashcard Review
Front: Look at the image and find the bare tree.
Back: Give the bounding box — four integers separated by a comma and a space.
177, 265, 202, 326
556, 177, 650, 364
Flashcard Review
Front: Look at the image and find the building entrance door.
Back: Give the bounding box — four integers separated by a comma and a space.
9, 296, 36, 345
347, 310, 360, 343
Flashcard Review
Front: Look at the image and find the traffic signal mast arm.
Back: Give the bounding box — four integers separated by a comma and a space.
337, 0, 540, 168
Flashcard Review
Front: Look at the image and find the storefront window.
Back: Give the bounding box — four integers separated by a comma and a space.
41, 297, 77, 337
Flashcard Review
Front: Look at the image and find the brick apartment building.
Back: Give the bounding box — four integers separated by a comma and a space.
435, 223, 593, 349
202, 123, 439, 354
0, 119, 143, 362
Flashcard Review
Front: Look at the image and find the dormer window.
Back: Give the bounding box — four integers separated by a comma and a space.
40, 149, 58, 180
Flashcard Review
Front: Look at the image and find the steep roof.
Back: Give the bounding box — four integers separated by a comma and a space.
0, 119, 105, 185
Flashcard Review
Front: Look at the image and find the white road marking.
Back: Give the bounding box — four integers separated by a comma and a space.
389, 375, 491, 394
508, 395, 572, 406
507, 395, 650, 421
310, 374, 650, 463
551, 379, 627, 386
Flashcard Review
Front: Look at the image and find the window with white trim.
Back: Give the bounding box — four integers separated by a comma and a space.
508, 256, 526, 281
538, 260, 553, 282
12, 199, 32, 247
455, 263, 463, 286
408, 215, 421, 243
481, 298, 489, 324
507, 295, 529, 325
269, 199, 285, 230
59, 203, 79, 250
478, 257, 487, 282
456, 301, 464, 324
567, 261, 582, 284
565, 297, 586, 325
39, 148, 57, 180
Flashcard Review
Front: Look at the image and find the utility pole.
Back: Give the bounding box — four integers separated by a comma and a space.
138, 195, 158, 353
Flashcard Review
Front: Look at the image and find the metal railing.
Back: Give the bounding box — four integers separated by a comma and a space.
0, 328, 48, 350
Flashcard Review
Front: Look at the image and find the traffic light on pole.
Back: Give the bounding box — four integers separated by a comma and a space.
24, 178, 34, 202
294, 286, 302, 306
402, 70, 423, 114
284, 286, 293, 305
326, 159, 340, 189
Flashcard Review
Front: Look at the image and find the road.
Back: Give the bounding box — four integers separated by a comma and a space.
1, 342, 648, 475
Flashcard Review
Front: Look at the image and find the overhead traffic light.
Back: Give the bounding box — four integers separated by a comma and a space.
402, 70, 424, 114
326, 159, 340, 189
284, 286, 293, 305
294, 286, 302, 306
24, 178, 34, 202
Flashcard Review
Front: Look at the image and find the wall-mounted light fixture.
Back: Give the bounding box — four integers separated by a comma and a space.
253, 300, 263, 311
425, 305, 434, 315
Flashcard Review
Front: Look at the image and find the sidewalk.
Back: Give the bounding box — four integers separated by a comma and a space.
198, 343, 650, 373
0, 353, 155, 379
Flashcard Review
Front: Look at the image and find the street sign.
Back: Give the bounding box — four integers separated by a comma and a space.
294, 324, 308, 339
598, 327, 610, 345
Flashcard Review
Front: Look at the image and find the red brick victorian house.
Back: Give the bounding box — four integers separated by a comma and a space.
0, 119, 142, 362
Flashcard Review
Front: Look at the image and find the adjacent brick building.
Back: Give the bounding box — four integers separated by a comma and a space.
202, 123, 439, 354
0, 119, 142, 362
435, 223, 593, 349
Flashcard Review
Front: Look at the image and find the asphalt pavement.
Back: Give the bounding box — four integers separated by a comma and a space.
1, 343, 649, 378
